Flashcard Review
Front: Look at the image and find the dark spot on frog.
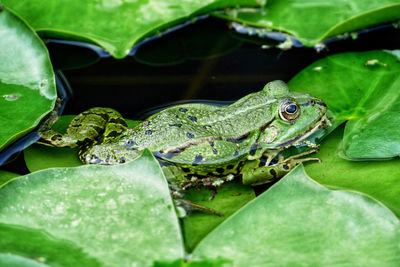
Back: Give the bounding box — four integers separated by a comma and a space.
212, 148, 218, 155
174, 114, 179, 118
249, 142, 259, 156
182, 167, 191, 173
227, 165, 234, 170
51, 134, 63, 141
169, 123, 182, 127
186, 132, 195, 139
154, 151, 177, 159
283, 164, 290, 170
258, 160, 265, 167
203, 125, 212, 130
233, 151, 239, 157
145, 130, 154, 135
215, 109, 221, 112
209, 141, 215, 147
216, 168, 225, 174
105, 155, 111, 164
70, 123, 82, 128
143, 121, 151, 128
120, 157, 126, 163
110, 118, 128, 126
124, 140, 136, 147
188, 116, 197, 122
226, 132, 250, 143
179, 108, 188, 113
106, 130, 121, 138
270, 169, 277, 178
192, 154, 203, 166
234, 108, 237, 112
84, 111, 109, 122
317, 101, 326, 107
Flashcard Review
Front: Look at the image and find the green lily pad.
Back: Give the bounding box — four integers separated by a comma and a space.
182, 182, 255, 252
134, 18, 242, 66
217, 0, 400, 47
0, 170, 19, 187
24, 115, 141, 172
2, 0, 264, 59
0, 150, 184, 266
0, 8, 56, 152
289, 50, 400, 159
192, 165, 400, 265
304, 127, 400, 218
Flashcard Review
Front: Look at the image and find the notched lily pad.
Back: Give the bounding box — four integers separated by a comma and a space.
192, 165, 400, 265
217, 0, 400, 47
2, 0, 264, 58
0, 8, 56, 152
0, 150, 184, 266
289, 50, 400, 159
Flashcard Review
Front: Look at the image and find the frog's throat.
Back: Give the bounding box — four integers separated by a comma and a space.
275, 114, 329, 149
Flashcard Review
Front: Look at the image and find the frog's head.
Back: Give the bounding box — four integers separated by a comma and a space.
260, 80, 329, 148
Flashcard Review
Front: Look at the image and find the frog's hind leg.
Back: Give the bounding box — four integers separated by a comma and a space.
38, 107, 128, 149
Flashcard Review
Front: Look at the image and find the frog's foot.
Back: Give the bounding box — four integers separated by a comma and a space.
242, 149, 320, 186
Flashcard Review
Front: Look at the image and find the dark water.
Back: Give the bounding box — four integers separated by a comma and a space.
1, 17, 400, 173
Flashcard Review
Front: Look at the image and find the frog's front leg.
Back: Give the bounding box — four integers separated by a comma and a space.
241, 149, 320, 186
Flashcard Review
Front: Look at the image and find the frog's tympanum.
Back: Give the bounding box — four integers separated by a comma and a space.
40, 81, 329, 187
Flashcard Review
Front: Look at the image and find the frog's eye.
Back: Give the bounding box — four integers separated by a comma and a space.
279, 101, 300, 122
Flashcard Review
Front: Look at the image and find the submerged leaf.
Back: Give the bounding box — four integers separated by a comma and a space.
0, 8, 56, 152
0, 150, 184, 266
192, 165, 400, 265
289, 50, 400, 159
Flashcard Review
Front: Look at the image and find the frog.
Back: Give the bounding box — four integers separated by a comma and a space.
39, 80, 329, 187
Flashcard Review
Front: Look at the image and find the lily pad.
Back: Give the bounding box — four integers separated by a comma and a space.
24, 115, 141, 172
217, 0, 400, 47
0, 170, 19, 187
0, 150, 184, 266
0, 8, 56, 152
304, 127, 400, 218
2, 0, 264, 59
182, 182, 255, 252
192, 165, 400, 265
289, 50, 400, 159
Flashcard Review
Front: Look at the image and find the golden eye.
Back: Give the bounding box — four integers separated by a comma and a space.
279, 100, 300, 122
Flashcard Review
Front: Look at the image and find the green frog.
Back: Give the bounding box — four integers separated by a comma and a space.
39, 80, 329, 186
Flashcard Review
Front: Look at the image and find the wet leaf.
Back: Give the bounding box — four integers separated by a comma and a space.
181, 182, 255, 252
0, 150, 184, 266
0, 8, 56, 152
2, 0, 263, 58
289, 50, 400, 159
304, 127, 400, 218
24, 115, 140, 172
0, 170, 19, 187
192, 165, 400, 265
217, 0, 400, 46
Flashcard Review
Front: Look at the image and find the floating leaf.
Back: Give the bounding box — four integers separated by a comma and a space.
0, 150, 184, 266
192, 165, 400, 265
0, 170, 19, 187
24, 115, 141, 172
217, 0, 400, 46
2, 0, 264, 58
182, 182, 255, 252
304, 127, 400, 218
289, 50, 400, 159
0, 8, 56, 152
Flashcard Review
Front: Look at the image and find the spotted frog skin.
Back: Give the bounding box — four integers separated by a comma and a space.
39, 81, 329, 186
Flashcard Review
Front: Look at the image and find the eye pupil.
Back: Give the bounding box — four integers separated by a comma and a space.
285, 104, 297, 114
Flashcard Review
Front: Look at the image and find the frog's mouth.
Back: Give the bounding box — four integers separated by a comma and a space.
276, 114, 331, 148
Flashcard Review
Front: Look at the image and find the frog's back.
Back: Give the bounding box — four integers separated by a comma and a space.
116, 88, 278, 169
